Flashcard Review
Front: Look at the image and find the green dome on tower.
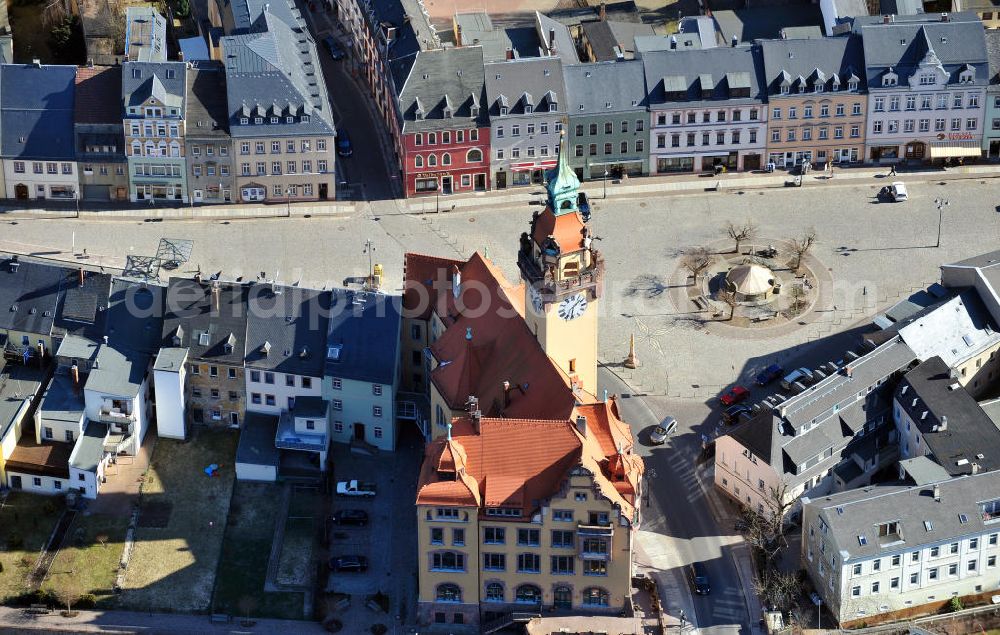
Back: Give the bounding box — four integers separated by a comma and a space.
546, 130, 580, 216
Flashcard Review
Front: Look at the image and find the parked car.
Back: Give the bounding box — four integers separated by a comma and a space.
337, 130, 353, 157
578, 192, 591, 222
780, 368, 814, 391
649, 417, 678, 444
889, 181, 908, 202
722, 404, 751, 425
719, 385, 750, 406
688, 562, 711, 595
330, 509, 369, 526
755, 364, 784, 386
329, 555, 368, 572
322, 36, 345, 60
336, 480, 376, 497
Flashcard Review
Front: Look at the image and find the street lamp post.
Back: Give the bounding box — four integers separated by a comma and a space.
934, 198, 950, 248
363, 238, 375, 290
286, 187, 292, 217
603, 169, 609, 199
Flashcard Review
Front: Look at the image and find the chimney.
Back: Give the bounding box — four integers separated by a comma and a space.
732, 34, 738, 46
71, 364, 80, 394
32, 58, 41, 67
940, 12, 948, 21
549, 28, 556, 54
466, 395, 479, 414
452, 265, 461, 299
471, 408, 482, 433
599, 1, 606, 20
87, 58, 94, 68
456, 23, 463, 46
575, 414, 587, 437
78, 267, 85, 287
211, 281, 220, 312
194, 270, 202, 283
933, 484, 941, 501
939, 415, 948, 431
670, 35, 677, 50
503, 380, 511, 408
613, 46, 624, 61
505, 47, 514, 60
883, 14, 890, 24
36, 342, 44, 367
972, 462, 980, 474
103, 335, 109, 345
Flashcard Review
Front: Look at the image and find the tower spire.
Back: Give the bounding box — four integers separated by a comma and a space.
546, 130, 581, 215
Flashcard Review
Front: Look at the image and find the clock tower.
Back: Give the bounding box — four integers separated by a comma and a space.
518, 132, 604, 395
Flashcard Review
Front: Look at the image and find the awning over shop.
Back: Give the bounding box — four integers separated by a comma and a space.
929, 141, 982, 159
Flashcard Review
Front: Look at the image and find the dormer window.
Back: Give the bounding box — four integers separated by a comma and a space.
500, 106, 508, 116
549, 102, 557, 112
286, 116, 294, 123
301, 115, 310, 123
443, 107, 452, 118
832, 81, 840, 91
815, 83, 823, 93
240, 117, 249, 125
254, 117, 264, 124
471, 105, 479, 117
848, 80, 858, 91
798, 84, 806, 93
883, 77, 896, 87
525, 104, 533, 114
415, 109, 424, 120
270, 117, 279, 124
780, 85, 789, 95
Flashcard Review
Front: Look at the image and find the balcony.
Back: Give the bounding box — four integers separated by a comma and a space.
577, 522, 614, 537
97, 409, 136, 428
517, 249, 604, 302
274, 412, 328, 453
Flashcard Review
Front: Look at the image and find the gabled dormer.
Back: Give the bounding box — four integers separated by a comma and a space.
796, 75, 806, 93
699, 74, 713, 99
469, 92, 480, 118
958, 64, 975, 85
882, 67, 898, 88
413, 96, 425, 120
830, 73, 841, 91
544, 90, 558, 112
521, 92, 534, 114
497, 93, 509, 116
441, 94, 454, 118
778, 70, 792, 95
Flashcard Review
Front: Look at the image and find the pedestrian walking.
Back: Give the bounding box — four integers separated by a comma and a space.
888, 164, 897, 177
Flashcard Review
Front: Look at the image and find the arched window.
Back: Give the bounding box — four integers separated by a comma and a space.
414, 155, 423, 168
515, 584, 541, 603
582, 587, 609, 606
436, 583, 462, 603
467, 148, 483, 163
485, 582, 504, 602
144, 141, 155, 156
442, 153, 452, 166
131, 141, 141, 155
428, 154, 438, 167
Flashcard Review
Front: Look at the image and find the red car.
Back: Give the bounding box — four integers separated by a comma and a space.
720, 385, 750, 406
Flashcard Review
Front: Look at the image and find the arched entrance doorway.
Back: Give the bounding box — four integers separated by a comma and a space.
553, 586, 572, 609
905, 141, 925, 160
14, 184, 28, 200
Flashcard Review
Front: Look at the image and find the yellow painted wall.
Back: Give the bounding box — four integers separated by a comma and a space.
524, 291, 599, 396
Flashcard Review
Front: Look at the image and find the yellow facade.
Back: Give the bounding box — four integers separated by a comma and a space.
524, 293, 599, 396
416, 470, 635, 627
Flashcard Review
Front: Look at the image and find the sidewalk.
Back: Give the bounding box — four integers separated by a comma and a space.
0, 199, 355, 221
403, 162, 1000, 214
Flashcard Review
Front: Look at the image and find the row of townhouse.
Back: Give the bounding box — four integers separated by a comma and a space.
717, 247, 1000, 625
401, 145, 644, 628
343, 7, 1000, 197
0, 253, 401, 500
0, 0, 337, 206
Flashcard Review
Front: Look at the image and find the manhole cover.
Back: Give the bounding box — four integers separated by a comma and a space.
639, 202, 647, 208
468, 217, 476, 222
338, 226, 345, 231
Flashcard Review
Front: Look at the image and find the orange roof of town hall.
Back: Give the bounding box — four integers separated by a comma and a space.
531, 207, 588, 255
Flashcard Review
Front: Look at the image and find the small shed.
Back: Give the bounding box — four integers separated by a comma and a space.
235, 412, 280, 482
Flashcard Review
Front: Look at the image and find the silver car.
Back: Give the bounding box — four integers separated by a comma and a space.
650, 417, 678, 444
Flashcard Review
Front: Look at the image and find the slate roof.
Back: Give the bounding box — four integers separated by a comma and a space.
879, 0, 924, 15
896, 356, 1000, 475
162, 278, 248, 365
245, 284, 330, 377
634, 34, 705, 53
582, 20, 654, 61
153, 346, 188, 372
75, 66, 123, 125
547, 0, 643, 26
105, 279, 164, 355
222, 10, 334, 138
53, 269, 113, 341
759, 34, 867, 96
85, 343, 149, 397
564, 60, 647, 115
292, 395, 326, 418
185, 62, 230, 139
986, 30, 1000, 88
714, 5, 824, 44
124, 6, 167, 62
854, 13, 988, 88
485, 57, 567, 118
325, 289, 400, 386
642, 46, 765, 108
0, 257, 65, 337
70, 421, 108, 472
0, 64, 76, 161
398, 47, 488, 134
536, 11, 579, 63
39, 373, 85, 431
0, 365, 44, 440
122, 62, 187, 113
897, 290, 1000, 368
805, 471, 1000, 561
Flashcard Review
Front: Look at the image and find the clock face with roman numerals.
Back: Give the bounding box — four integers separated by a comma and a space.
557, 293, 588, 321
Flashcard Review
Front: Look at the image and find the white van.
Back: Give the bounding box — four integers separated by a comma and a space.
889, 181, 908, 202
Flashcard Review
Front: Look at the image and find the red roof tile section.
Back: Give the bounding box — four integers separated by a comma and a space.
532, 207, 587, 255
403, 253, 463, 320
417, 414, 643, 520
75, 66, 123, 124
425, 252, 577, 420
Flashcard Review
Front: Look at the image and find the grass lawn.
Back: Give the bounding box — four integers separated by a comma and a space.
118, 428, 238, 612
276, 517, 314, 587
43, 513, 129, 607
213, 482, 304, 620
0, 492, 62, 602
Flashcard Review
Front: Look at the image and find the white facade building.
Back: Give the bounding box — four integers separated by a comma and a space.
2, 160, 80, 201
152, 347, 188, 440
801, 472, 1000, 626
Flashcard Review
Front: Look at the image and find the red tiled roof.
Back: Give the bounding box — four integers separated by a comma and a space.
403, 252, 463, 320
75, 66, 122, 124
532, 207, 587, 255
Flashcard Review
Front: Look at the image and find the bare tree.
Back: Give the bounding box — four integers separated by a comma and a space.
790, 228, 818, 272
718, 289, 739, 321
753, 568, 803, 612
740, 482, 795, 563
725, 219, 757, 254
53, 576, 83, 616
681, 246, 713, 286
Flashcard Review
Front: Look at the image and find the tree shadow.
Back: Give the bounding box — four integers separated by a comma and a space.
625, 273, 669, 299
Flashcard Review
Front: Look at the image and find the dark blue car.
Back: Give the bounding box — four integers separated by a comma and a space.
337, 130, 353, 157
755, 363, 784, 386
323, 36, 345, 60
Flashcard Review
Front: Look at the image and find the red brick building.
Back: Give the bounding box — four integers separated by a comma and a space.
398, 48, 491, 197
